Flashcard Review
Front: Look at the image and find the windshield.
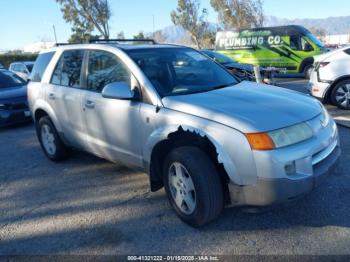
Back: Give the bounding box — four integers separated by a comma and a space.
0, 70, 26, 89
202, 50, 236, 64
26, 64, 34, 73
127, 48, 238, 97
306, 32, 325, 48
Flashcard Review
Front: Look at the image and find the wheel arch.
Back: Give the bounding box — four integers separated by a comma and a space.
325, 75, 350, 104
299, 57, 314, 73
147, 126, 237, 205
32, 101, 63, 133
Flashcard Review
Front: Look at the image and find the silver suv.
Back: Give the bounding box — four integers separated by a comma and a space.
28, 41, 340, 226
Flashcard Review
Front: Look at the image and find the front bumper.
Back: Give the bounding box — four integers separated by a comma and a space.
228, 144, 340, 206
0, 109, 32, 127
308, 70, 332, 101
228, 117, 341, 206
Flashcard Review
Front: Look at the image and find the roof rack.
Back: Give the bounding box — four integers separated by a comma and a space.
55, 43, 74, 46
89, 39, 157, 44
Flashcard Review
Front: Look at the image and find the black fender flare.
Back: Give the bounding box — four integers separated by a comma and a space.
299, 57, 314, 73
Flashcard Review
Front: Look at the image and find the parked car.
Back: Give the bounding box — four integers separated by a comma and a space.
9, 61, 35, 81
309, 46, 350, 110
0, 69, 31, 126
28, 41, 340, 227
201, 49, 255, 81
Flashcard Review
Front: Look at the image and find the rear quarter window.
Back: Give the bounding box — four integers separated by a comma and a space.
31, 52, 55, 82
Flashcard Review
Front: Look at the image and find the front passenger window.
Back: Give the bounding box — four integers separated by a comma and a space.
87, 50, 131, 92
301, 38, 313, 52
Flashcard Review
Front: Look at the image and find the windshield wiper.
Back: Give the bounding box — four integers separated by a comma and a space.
211, 82, 236, 90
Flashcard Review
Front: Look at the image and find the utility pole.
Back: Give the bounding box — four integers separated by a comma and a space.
152, 14, 155, 38
52, 25, 58, 43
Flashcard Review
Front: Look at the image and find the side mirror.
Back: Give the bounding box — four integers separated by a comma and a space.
101, 82, 135, 100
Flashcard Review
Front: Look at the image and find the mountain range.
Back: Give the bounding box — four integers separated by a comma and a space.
157, 16, 350, 44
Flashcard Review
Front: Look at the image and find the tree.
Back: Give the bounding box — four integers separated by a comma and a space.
133, 31, 146, 40
171, 0, 209, 48
55, 0, 111, 40
202, 30, 217, 49
153, 30, 167, 43
309, 27, 327, 38
67, 21, 95, 43
116, 31, 125, 39
210, 0, 264, 30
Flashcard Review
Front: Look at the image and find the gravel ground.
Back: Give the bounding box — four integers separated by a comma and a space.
0, 78, 349, 255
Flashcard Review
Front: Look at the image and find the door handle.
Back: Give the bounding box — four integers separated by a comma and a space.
48, 93, 55, 100
85, 100, 95, 109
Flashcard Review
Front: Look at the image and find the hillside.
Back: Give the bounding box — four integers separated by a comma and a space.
158, 16, 350, 43
265, 16, 350, 34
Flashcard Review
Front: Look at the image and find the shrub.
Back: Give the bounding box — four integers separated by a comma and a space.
0, 53, 38, 69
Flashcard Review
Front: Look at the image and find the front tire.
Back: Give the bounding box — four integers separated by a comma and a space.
163, 146, 224, 227
331, 80, 350, 110
304, 64, 313, 79
36, 116, 70, 161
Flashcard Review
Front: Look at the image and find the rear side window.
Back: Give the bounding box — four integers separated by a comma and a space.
51, 50, 84, 88
344, 48, 350, 55
31, 52, 55, 82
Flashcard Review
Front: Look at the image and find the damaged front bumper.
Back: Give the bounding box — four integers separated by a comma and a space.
227, 120, 341, 206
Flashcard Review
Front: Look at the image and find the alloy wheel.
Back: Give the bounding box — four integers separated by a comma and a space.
41, 124, 56, 156
335, 84, 350, 108
168, 162, 196, 215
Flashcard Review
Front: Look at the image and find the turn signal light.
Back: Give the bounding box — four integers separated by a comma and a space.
245, 132, 275, 150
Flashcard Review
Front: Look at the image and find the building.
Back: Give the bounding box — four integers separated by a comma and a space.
323, 34, 350, 45
23, 41, 56, 53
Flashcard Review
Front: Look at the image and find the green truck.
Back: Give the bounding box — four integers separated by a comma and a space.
215, 25, 326, 78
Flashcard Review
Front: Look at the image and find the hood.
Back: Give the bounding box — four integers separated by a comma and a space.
314, 46, 349, 62
162, 81, 321, 133
0, 85, 27, 101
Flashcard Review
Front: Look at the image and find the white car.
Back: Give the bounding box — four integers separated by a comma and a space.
309, 46, 350, 110
9, 61, 34, 81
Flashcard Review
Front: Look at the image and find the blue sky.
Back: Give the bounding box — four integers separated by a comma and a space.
1, 0, 350, 50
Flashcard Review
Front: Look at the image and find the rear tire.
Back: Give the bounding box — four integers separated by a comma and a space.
163, 146, 224, 227
331, 80, 350, 110
36, 116, 70, 161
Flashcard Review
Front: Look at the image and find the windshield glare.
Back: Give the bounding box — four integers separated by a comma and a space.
203, 50, 236, 64
127, 48, 238, 97
0, 70, 26, 89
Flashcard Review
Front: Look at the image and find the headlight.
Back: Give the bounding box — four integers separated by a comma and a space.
0, 103, 7, 110
320, 104, 330, 127
246, 122, 313, 150
268, 122, 313, 148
